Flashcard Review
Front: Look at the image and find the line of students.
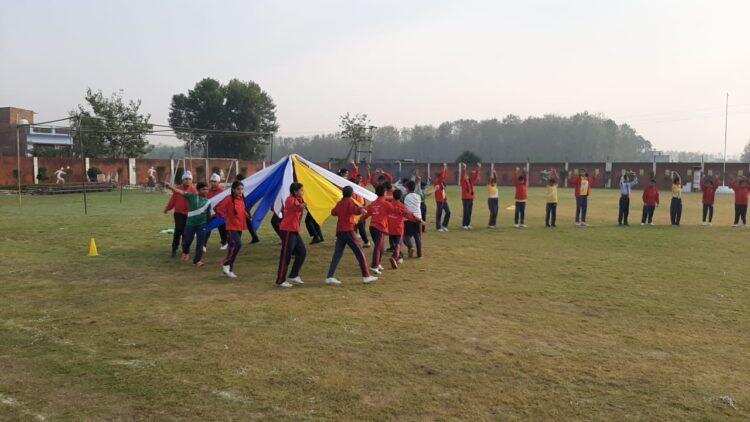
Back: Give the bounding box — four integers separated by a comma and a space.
164, 167, 750, 286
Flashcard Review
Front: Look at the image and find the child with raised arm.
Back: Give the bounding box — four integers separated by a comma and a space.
214, 181, 247, 278
641, 179, 659, 226
700, 175, 718, 225
165, 181, 212, 267
570, 169, 595, 227
545, 174, 558, 228
513, 167, 528, 228
669, 172, 683, 226
275, 182, 307, 289
164, 171, 197, 257
433, 163, 450, 232
729, 176, 749, 227
325, 186, 378, 286
487, 171, 499, 228
618, 171, 638, 226
460, 162, 481, 229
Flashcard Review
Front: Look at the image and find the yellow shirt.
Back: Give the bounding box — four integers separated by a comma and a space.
672, 184, 682, 198
487, 184, 499, 199
546, 185, 558, 203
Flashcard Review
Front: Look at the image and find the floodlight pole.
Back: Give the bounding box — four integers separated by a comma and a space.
722, 92, 728, 186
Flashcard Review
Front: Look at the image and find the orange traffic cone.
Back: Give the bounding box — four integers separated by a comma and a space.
88, 238, 99, 257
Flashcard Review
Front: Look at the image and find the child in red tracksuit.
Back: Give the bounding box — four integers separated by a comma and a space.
325, 186, 378, 286
700, 175, 718, 225
386, 189, 421, 269
730, 177, 750, 226
433, 163, 450, 231
214, 181, 247, 278
164, 172, 197, 257
460, 162, 481, 229
275, 182, 307, 288
362, 184, 393, 275
641, 179, 660, 225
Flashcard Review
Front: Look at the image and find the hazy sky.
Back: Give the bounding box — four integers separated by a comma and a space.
2, 0, 750, 155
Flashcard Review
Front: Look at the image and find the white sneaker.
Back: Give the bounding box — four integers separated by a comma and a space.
278, 281, 293, 288
363, 276, 378, 284
377, 265, 384, 271
649, 223, 655, 226
701, 222, 707, 226
222, 265, 236, 278
219, 243, 228, 250
325, 277, 342, 286
640, 222, 645, 226
467, 225, 473, 230
442, 227, 449, 232
398, 258, 404, 265
732, 224, 739, 228
521, 224, 528, 228
370, 267, 382, 275
287, 276, 304, 285
514, 224, 519, 228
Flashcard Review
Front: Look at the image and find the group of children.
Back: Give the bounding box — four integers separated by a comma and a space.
163, 164, 750, 287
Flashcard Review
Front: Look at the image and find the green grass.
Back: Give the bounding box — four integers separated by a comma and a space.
1, 187, 748, 420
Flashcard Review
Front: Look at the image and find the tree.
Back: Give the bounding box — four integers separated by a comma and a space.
455, 150, 481, 165
742, 139, 750, 162
70, 89, 153, 158
169, 78, 278, 160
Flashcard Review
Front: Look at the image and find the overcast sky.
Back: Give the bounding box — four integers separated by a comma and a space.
2, 0, 749, 155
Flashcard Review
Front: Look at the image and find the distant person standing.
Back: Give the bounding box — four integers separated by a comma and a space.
514, 168, 528, 228
433, 163, 451, 232
570, 169, 596, 227
729, 176, 749, 227
545, 174, 558, 228
460, 162, 481, 230
669, 172, 683, 226
641, 179, 659, 226
487, 171, 499, 228
618, 171, 639, 226
700, 175, 718, 226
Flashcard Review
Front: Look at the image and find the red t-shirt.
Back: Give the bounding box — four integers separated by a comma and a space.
461, 170, 480, 200
514, 180, 528, 201
206, 185, 224, 199
216, 195, 248, 231
731, 182, 750, 205
642, 186, 660, 206
387, 201, 418, 236
331, 197, 364, 233
571, 176, 594, 197
701, 183, 716, 205
364, 196, 393, 233
279, 195, 305, 232
164, 184, 198, 214
433, 169, 447, 203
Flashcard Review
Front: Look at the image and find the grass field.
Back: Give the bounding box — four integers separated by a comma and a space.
1, 186, 748, 420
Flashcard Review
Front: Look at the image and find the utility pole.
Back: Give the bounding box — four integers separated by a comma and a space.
15, 114, 22, 208
722, 92, 729, 186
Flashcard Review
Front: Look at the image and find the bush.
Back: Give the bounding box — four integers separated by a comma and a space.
455, 151, 481, 165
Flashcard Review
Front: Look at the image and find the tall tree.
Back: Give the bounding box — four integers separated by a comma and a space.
169, 78, 278, 159
70, 88, 153, 158
742, 139, 750, 162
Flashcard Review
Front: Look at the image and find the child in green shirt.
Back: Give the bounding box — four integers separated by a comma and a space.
166, 181, 212, 267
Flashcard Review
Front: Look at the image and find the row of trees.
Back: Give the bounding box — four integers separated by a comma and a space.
62, 79, 750, 163
275, 113, 654, 163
